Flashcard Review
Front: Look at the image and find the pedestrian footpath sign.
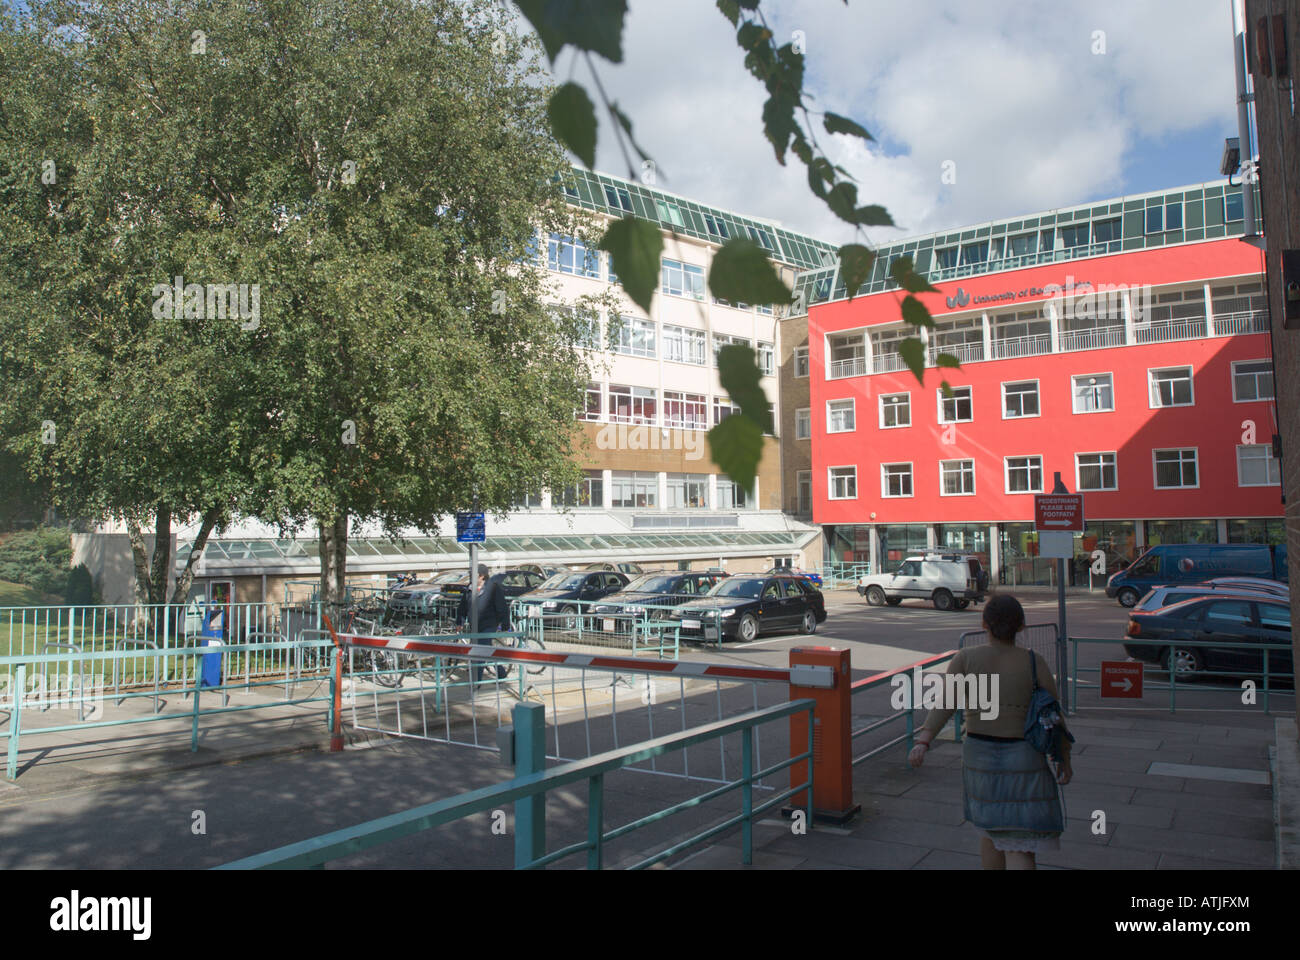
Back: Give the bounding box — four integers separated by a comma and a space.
456, 512, 485, 543
1101, 660, 1143, 699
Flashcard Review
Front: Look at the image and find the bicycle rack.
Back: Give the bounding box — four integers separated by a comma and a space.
112, 637, 163, 713
40, 640, 89, 721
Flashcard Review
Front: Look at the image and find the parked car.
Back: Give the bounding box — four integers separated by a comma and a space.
584, 561, 644, 575
387, 571, 465, 616
765, 566, 823, 587
857, 555, 987, 610
670, 574, 827, 643
515, 570, 631, 628
514, 563, 567, 580
1123, 595, 1293, 680
1134, 582, 1284, 613
440, 568, 551, 608
1201, 576, 1289, 596
1107, 543, 1289, 607
589, 571, 729, 633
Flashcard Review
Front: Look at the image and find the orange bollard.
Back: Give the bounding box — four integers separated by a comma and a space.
788, 646, 858, 824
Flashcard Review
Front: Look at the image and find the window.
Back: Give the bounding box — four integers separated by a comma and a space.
1233, 360, 1274, 402
1145, 207, 1163, 234
546, 233, 600, 277
1149, 367, 1194, 407
794, 408, 811, 440
611, 471, 658, 508
934, 247, 958, 269
1238, 444, 1281, 486
1260, 603, 1291, 631
713, 333, 752, 366
663, 391, 707, 430
1226, 191, 1244, 221
1077, 453, 1118, 491
1005, 456, 1043, 493
1093, 217, 1122, 243
555, 471, 603, 507
960, 241, 988, 265
1072, 373, 1114, 413
666, 473, 708, 508
614, 315, 656, 358
582, 382, 603, 421
827, 399, 855, 433
1008, 233, 1037, 257
716, 479, 748, 510
938, 386, 973, 423
712, 396, 742, 425
655, 199, 685, 228
1154, 449, 1198, 488
608, 384, 657, 424
1002, 381, 1040, 418
1165, 204, 1182, 230
571, 308, 601, 350
796, 471, 812, 513
1040, 228, 1055, 251
881, 463, 913, 498
880, 393, 911, 428
603, 185, 632, 212
1203, 599, 1252, 628
703, 214, 730, 239
513, 490, 543, 509
941, 459, 976, 496
758, 342, 775, 376
829, 467, 857, 500
661, 258, 705, 300
1061, 223, 1090, 248
793, 346, 809, 377
663, 325, 707, 365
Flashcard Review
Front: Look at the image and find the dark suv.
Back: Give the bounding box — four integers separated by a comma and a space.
515, 570, 631, 628
670, 574, 827, 643
590, 571, 729, 633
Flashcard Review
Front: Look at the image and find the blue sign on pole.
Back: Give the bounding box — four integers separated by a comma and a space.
456, 512, 485, 543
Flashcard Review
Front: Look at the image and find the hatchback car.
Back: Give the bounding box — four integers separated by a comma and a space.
671, 574, 827, 643
590, 571, 728, 633
515, 570, 631, 628
387, 571, 464, 616
1133, 583, 1282, 613
1123, 595, 1293, 681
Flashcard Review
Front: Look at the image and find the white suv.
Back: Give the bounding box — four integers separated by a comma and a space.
857, 555, 987, 610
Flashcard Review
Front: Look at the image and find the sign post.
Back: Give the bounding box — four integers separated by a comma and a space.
1035, 478, 1084, 710
456, 511, 486, 634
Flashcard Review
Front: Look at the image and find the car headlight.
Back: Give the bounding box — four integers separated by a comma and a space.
720, 609, 738, 618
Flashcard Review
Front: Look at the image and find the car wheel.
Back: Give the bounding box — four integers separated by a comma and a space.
560, 606, 577, 631
885, 597, 902, 606
737, 614, 759, 642
954, 599, 970, 610
866, 586, 886, 606
1164, 646, 1203, 679
1117, 588, 1140, 608
932, 589, 954, 611
800, 610, 817, 634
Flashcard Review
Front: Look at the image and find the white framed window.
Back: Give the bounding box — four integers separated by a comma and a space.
1005, 456, 1043, 493
547, 233, 601, 277
937, 385, 973, 423
667, 473, 709, 508
794, 408, 811, 440
827, 399, 855, 433
1153, 448, 1198, 489
713, 333, 753, 366
758, 342, 775, 376
1072, 373, 1114, 413
608, 384, 657, 425
716, 478, 749, 509
610, 471, 658, 508
1002, 380, 1040, 419
881, 463, 913, 498
614, 315, 656, 358
1149, 366, 1194, 408
663, 391, 707, 430
1232, 360, 1274, 402
880, 392, 911, 429
1076, 452, 1118, 491
582, 382, 603, 421
712, 396, 742, 425
829, 466, 858, 500
1237, 444, 1281, 486
940, 459, 976, 496
661, 258, 705, 300
796, 471, 812, 513
662, 324, 707, 365
793, 346, 809, 378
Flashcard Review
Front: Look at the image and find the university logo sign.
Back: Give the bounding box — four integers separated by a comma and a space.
945, 287, 970, 309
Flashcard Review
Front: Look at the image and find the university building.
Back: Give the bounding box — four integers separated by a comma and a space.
798, 178, 1285, 586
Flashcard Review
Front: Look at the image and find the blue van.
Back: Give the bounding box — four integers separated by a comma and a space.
1106, 543, 1288, 607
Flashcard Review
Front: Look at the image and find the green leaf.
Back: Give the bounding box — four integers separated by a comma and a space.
514, 0, 628, 64
898, 338, 926, 382
548, 83, 597, 168
901, 295, 934, 329
838, 244, 876, 298
716, 344, 771, 432
708, 239, 793, 306
761, 92, 800, 163
890, 255, 939, 293
935, 352, 962, 369
824, 112, 874, 142
708, 410, 764, 496
716, 0, 741, 27
826, 181, 859, 224
598, 217, 662, 315
853, 204, 895, 227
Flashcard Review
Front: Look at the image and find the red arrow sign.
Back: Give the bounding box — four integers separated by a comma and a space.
1100, 660, 1143, 699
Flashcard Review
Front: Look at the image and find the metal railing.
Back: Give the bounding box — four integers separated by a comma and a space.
849, 651, 959, 765
511, 597, 710, 653
1058, 325, 1125, 352
215, 697, 815, 870
1132, 317, 1207, 344
829, 355, 867, 379
871, 351, 907, 373
819, 561, 870, 587
1213, 310, 1270, 335
1068, 636, 1295, 714
928, 340, 984, 365
990, 332, 1053, 359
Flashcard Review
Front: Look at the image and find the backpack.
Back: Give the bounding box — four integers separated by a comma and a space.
1025, 649, 1074, 760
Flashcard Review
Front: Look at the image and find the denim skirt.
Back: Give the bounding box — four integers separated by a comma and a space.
962, 736, 1063, 851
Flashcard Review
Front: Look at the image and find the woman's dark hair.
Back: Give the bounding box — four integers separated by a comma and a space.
982, 595, 1025, 643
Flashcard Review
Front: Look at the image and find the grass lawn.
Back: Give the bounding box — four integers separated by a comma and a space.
0, 580, 61, 606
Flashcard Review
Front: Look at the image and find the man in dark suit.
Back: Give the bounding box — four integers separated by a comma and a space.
458, 565, 509, 681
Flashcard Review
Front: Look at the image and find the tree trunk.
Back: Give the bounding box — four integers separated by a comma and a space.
318, 512, 350, 620
125, 516, 153, 631
169, 506, 222, 606
149, 503, 172, 609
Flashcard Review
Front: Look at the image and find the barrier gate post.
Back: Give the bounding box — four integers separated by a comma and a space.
513, 702, 547, 868
788, 646, 858, 824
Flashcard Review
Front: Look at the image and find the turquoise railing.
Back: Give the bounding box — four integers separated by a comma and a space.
849, 650, 961, 765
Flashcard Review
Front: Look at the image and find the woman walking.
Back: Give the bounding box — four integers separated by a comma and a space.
909, 595, 1073, 869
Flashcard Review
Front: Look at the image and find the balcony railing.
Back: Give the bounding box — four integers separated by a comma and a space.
928, 340, 985, 365
1214, 310, 1270, 335
829, 356, 867, 379
991, 333, 1053, 360
872, 352, 908, 373
1058, 325, 1125, 352
1132, 317, 1207, 344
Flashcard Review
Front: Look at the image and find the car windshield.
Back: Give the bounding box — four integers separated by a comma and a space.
710, 579, 763, 598
624, 575, 678, 593
547, 575, 587, 590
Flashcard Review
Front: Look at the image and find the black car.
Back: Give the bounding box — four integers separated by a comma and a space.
589, 571, 729, 633
515, 570, 631, 628
1123, 595, 1293, 681
441, 568, 551, 606
670, 574, 827, 643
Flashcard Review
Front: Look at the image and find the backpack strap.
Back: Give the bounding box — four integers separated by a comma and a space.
1028, 647, 1040, 691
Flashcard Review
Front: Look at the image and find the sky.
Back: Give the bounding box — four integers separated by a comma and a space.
558, 0, 1244, 248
